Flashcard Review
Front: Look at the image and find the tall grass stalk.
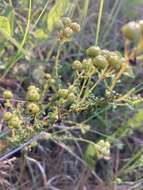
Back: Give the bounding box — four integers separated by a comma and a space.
101, 0, 123, 47
34, 0, 52, 28
2, 0, 32, 78
95, 0, 105, 46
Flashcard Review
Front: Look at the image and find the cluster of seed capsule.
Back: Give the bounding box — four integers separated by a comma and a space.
72, 46, 126, 73
26, 85, 40, 114
58, 85, 76, 104
121, 20, 143, 42
3, 90, 22, 129
57, 17, 80, 43
95, 139, 111, 159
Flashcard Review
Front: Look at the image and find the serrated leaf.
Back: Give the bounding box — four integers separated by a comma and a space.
0, 16, 11, 36
47, 0, 69, 32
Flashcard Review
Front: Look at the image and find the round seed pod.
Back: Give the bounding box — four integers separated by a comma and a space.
96, 139, 111, 159
49, 111, 58, 123
8, 116, 21, 128
56, 20, 64, 29
26, 89, 40, 102
72, 60, 83, 71
82, 59, 92, 72
48, 78, 56, 86
98, 139, 105, 147
113, 51, 122, 58
70, 22, 80, 33
44, 73, 51, 80
67, 93, 75, 102
58, 98, 66, 105
62, 17, 72, 26
63, 27, 74, 38
27, 103, 40, 114
58, 89, 69, 99
86, 46, 101, 57
3, 112, 12, 121
68, 85, 76, 93
108, 54, 122, 69
105, 141, 110, 148
93, 55, 109, 69
100, 49, 111, 59
121, 21, 141, 41
27, 85, 37, 91
3, 90, 13, 100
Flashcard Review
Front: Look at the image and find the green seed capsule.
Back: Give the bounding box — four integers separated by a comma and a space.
27, 103, 40, 114
72, 60, 83, 71
27, 85, 37, 91
70, 22, 80, 33
95, 139, 111, 159
3, 90, 13, 99
58, 98, 66, 105
68, 85, 76, 93
62, 17, 72, 26
93, 55, 109, 69
44, 73, 51, 80
64, 27, 74, 38
27, 89, 40, 102
100, 49, 111, 59
113, 51, 122, 58
48, 78, 56, 86
8, 116, 21, 128
67, 93, 75, 102
3, 112, 12, 121
58, 89, 69, 98
108, 54, 122, 69
86, 46, 101, 57
49, 111, 58, 123
56, 20, 64, 29
121, 21, 141, 41
82, 59, 92, 72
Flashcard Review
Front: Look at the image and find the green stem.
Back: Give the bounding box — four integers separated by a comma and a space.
95, 0, 104, 46
81, 69, 106, 103
118, 149, 143, 176
19, 0, 32, 51
54, 44, 62, 83
1, 0, 32, 78
34, 0, 51, 28
9, 0, 12, 6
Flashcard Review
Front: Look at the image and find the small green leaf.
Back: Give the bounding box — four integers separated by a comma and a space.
34, 29, 48, 40
3, 5, 15, 36
84, 144, 97, 168
47, 0, 69, 32
0, 16, 11, 36
127, 110, 143, 129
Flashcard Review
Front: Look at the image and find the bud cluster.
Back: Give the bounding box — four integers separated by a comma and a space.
3, 112, 22, 129
95, 139, 111, 159
86, 46, 126, 70
72, 46, 126, 75
57, 17, 80, 43
58, 85, 76, 103
26, 85, 40, 114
